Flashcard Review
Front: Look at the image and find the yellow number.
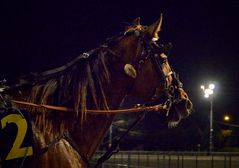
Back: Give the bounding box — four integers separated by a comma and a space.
1, 114, 33, 160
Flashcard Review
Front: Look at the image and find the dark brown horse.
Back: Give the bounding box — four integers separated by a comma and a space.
1, 15, 192, 168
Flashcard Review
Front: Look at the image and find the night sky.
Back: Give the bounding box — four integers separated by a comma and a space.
1, 1, 239, 128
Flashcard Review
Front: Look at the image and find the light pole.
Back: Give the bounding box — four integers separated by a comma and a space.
201, 83, 215, 154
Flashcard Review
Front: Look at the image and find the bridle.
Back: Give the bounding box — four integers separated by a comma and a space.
128, 30, 185, 115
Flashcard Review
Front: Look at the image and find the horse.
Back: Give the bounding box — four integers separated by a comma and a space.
0, 15, 192, 168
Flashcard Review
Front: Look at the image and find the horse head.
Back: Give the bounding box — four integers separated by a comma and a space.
107, 14, 192, 126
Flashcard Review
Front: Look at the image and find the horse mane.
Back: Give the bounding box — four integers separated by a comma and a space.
16, 46, 116, 132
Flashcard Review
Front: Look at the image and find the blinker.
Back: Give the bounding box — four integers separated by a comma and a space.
124, 64, 137, 78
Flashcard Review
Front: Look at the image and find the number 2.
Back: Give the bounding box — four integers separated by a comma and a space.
1, 114, 33, 160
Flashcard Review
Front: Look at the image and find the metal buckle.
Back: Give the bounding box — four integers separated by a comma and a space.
163, 99, 172, 116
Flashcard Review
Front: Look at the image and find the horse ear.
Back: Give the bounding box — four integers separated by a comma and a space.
124, 64, 137, 78
146, 13, 163, 41
132, 17, 141, 26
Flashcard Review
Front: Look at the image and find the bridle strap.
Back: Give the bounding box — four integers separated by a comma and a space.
11, 100, 167, 114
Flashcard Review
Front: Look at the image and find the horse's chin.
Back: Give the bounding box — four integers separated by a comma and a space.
167, 112, 181, 128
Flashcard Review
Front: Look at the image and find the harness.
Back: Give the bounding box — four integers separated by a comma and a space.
0, 30, 185, 168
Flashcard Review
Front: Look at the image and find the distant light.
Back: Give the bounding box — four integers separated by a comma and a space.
201, 83, 215, 98
209, 90, 214, 95
205, 88, 213, 95
209, 84, 215, 90
224, 115, 230, 121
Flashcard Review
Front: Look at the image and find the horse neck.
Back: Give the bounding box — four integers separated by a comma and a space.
71, 54, 134, 159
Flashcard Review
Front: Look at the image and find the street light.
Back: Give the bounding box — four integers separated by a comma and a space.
201, 83, 215, 154
224, 115, 230, 122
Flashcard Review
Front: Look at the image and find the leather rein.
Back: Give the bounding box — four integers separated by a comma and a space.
11, 99, 168, 114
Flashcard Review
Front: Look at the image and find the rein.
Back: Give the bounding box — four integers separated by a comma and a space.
11, 99, 169, 168
11, 100, 168, 114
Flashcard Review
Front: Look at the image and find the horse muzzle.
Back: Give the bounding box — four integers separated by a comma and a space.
173, 98, 193, 118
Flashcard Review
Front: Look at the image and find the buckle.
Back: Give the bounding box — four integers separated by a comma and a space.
163, 99, 172, 116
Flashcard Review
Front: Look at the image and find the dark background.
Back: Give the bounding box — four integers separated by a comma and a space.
1, 0, 239, 150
